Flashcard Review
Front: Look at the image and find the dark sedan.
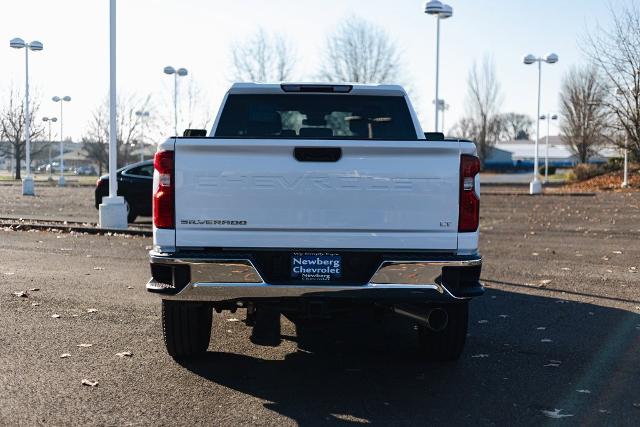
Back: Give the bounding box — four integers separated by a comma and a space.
95, 160, 153, 223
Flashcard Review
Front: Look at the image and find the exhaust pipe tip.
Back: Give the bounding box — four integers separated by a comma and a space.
392, 305, 449, 332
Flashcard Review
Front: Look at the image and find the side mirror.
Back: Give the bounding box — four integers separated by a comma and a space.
424, 132, 444, 141
183, 129, 207, 137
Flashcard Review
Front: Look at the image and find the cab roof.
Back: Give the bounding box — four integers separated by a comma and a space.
228, 82, 408, 96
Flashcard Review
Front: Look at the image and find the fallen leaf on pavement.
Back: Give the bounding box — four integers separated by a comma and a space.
541, 409, 573, 419
116, 351, 133, 357
29, 288, 40, 292
81, 379, 98, 387
227, 318, 240, 322
31, 302, 40, 306
612, 250, 623, 254
86, 308, 98, 313
76, 343, 92, 348
60, 354, 71, 358
93, 267, 104, 271
51, 314, 61, 318
12, 291, 28, 298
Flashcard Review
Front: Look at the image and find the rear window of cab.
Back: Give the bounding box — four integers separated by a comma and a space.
215, 94, 418, 140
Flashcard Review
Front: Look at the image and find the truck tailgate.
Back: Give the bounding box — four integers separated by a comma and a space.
174, 139, 460, 250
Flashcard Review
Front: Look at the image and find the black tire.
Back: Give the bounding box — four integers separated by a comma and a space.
417, 301, 469, 362
162, 300, 213, 359
250, 309, 282, 347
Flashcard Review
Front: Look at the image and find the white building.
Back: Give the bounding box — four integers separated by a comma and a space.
484, 136, 622, 170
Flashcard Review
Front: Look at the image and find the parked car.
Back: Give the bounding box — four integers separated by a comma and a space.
44, 162, 73, 173
74, 165, 97, 176
147, 83, 483, 362
94, 160, 153, 223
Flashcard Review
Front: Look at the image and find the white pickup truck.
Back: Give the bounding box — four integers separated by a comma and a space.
147, 83, 483, 361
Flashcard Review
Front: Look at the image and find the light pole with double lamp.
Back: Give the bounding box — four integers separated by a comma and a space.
42, 116, 57, 180
52, 96, 71, 186
163, 66, 188, 136
425, 1, 453, 133
9, 37, 43, 196
539, 113, 558, 183
135, 110, 150, 162
523, 53, 559, 194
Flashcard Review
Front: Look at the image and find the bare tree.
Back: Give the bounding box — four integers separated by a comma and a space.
230, 28, 296, 82
0, 87, 47, 179
319, 17, 403, 83
559, 65, 608, 163
583, 1, 640, 157
499, 112, 533, 141
452, 56, 503, 166
449, 117, 478, 139
182, 77, 213, 131
81, 94, 153, 173
156, 74, 213, 137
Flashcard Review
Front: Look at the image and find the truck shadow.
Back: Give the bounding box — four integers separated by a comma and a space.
179, 288, 640, 426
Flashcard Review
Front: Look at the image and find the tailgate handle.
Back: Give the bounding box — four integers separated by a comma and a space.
294, 147, 342, 162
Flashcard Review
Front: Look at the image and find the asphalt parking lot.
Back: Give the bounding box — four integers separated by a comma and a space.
1, 185, 639, 426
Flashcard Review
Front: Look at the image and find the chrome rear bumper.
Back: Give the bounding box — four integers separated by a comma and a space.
147, 252, 482, 302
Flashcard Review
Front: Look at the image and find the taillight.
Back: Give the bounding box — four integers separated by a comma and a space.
459, 154, 480, 232
153, 150, 174, 229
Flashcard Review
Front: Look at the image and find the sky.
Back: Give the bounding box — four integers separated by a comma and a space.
1, 0, 617, 142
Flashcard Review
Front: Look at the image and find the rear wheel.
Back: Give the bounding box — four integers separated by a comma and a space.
417, 301, 469, 362
162, 300, 213, 359
124, 198, 137, 223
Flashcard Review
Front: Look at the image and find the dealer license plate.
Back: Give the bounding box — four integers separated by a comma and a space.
291, 253, 342, 281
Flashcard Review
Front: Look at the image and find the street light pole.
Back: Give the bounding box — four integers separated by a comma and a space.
425, 1, 453, 133
540, 113, 558, 183
622, 133, 629, 188
135, 110, 150, 162
441, 101, 449, 134
614, 88, 630, 188
52, 96, 71, 186
42, 116, 57, 181
10, 37, 43, 196
435, 16, 441, 132
163, 66, 188, 135
99, 0, 128, 229
523, 53, 559, 194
